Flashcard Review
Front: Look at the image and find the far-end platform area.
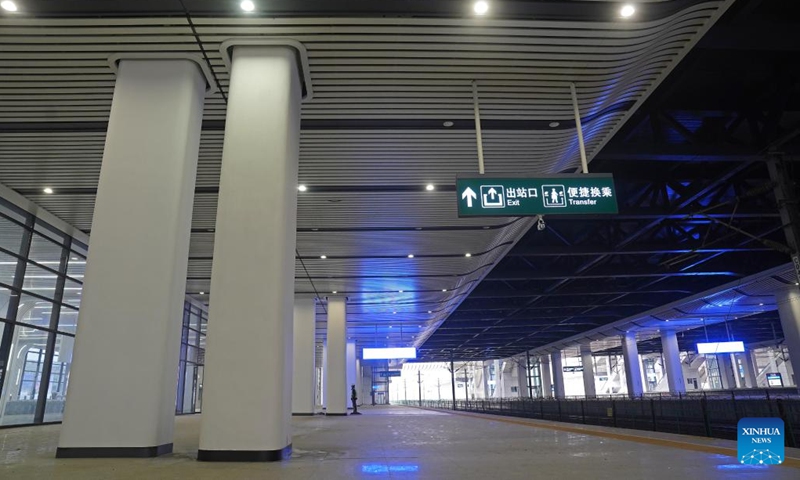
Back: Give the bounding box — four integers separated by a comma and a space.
2, 406, 798, 479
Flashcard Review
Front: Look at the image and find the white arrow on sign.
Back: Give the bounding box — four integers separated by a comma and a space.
462, 187, 477, 207
487, 187, 498, 199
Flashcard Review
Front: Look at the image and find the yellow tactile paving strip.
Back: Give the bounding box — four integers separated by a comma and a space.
425, 408, 800, 469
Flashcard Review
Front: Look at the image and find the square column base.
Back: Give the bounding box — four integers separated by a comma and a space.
56, 443, 173, 458
197, 445, 292, 462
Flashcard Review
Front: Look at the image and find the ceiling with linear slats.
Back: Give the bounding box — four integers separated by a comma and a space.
0, 0, 735, 354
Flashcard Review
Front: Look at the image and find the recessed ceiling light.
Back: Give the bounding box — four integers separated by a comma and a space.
43, 187, 54, 194
759, 303, 764, 306
240, 0, 255, 12
549, 121, 560, 128
298, 185, 307, 192
428, 310, 432, 314
620, 4, 635, 18
332, 290, 338, 294
393, 311, 397, 314
1, 1, 17, 12
474, 1, 489, 15
199, 292, 205, 295
442, 288, 448, 292
426, 184, 435, 191
465, 253, 472, 257
443, 121, 454, 127
407, 254, 415, 258
389, 325, 393, 328
320, 255, 327, 259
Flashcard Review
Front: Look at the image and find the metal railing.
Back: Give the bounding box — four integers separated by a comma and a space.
401, 391, 800, 447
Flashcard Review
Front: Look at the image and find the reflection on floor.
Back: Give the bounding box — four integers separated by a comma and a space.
1, 405, 798, 479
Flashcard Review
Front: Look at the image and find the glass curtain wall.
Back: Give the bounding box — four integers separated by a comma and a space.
176, 301, 207, 414
0, 196, 208, 426
0, 198, 85, 426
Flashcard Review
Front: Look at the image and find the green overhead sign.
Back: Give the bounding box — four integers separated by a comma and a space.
456, 174, 619, 217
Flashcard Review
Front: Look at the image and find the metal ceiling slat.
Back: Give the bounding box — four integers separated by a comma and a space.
0, 1, 734, 352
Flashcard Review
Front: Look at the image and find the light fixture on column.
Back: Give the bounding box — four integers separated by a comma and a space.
1, 1, 17, 12
43, 187, 54, 194
473, 1, 489, 15
240, 0, 255, 12
620, 4, 635, 18
297, 184, 307, 192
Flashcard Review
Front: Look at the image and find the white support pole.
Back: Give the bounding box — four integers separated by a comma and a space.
580, 344, 596, 399
551, 351, 566, 399
325, 297, 348, 415
570, 82, 589, 174
472, 80, 485, 175
198, 46, 301, 462
540, 355, 552, 398
292, 297, 316, 415
661, 330, 686, 395
57, 59, 206, 459
621, 332, 644, 398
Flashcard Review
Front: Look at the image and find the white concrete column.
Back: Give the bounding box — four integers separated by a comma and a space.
782, 347, 796, 386
717, 353, 737, 390
580, 345, 596, 399
621, 333, 644, 398
293, 297, 316, 415
356, 359, 362, 405
325, 297, 348, 415
198, 46, 301, 462
57, 59, 205, 458
540, 356, 552, 398
776, 287, 800, 391
741, 350, 758, 388
346, 341, 356, 408
516, 358, 529, 398
551, 351, 566, 399
660, 331, 686, 395
321, 341, 328, 407
482, 361, 490, 398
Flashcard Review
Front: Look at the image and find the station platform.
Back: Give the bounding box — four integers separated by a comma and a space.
2, 405, 799, 479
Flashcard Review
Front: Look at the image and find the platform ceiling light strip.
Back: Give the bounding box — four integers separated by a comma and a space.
362, 347, 417, 360
696, 341, 745, 354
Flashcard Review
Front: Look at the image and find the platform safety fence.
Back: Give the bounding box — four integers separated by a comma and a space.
403, 392, 800, 447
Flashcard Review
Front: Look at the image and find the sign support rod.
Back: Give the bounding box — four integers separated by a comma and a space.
570, 82, 589, 174
472, 80, 485, 175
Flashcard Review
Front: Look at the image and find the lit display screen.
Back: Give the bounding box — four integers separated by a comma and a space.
362, 347, 417, 360
696, 341, 745, 354
766, 373, 783, 387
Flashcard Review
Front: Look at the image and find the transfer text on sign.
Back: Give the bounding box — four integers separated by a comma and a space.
456, 174, 618, 217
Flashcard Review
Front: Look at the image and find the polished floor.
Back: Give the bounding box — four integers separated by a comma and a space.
1, 405, 799, 479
